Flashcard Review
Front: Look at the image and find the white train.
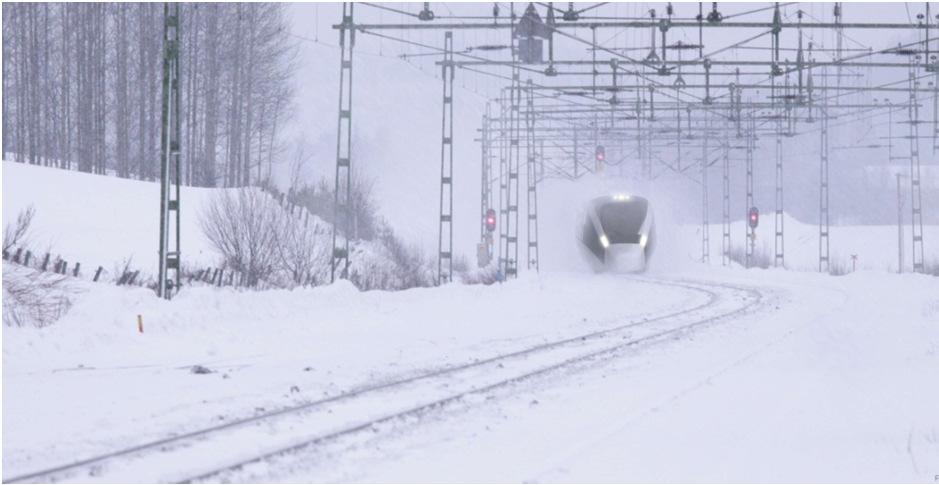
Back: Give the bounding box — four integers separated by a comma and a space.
577, 194, 656, 272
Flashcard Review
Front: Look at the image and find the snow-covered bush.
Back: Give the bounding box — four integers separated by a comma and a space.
347, 238, 434, 291
290, 177, 380, 242
924, 259, 939, 277
2, 263, 73, 328
828, 255, 850, 276
459, 264, 500, 285
376, 226, 433, 289
275, 214, 331, 287
199, 188, 284, 287
727, 244, 772, 269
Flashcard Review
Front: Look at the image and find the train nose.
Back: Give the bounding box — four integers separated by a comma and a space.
606, 244, 646, 272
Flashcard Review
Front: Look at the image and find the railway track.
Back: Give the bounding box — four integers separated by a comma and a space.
4, 277, 763, 484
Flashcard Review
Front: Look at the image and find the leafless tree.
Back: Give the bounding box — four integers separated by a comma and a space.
277, 215, 330, 287
199, 188, 283, 286
2, 3, 297, 187
3, 206, 35, 254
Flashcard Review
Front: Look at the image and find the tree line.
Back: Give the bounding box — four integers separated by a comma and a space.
2, 3, 297, 187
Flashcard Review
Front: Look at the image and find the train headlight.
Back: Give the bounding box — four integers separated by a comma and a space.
600, 234, 610, 248
640, 233, 648, 247
612, 193, 630, 201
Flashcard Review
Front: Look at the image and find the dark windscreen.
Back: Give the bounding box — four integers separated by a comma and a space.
597, 199, 647, 243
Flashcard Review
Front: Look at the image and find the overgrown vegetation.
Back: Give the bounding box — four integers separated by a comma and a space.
199, 183, 436, 292
727, 243, 772, 269
3, 265, 73, 328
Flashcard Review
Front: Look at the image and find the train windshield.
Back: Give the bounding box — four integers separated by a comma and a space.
597, 199, 647, 244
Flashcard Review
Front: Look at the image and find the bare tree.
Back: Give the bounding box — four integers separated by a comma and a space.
2, 3, 296, 187
277, 214, 330, 287
3, 206, 35, 254
199, 188, 283, 286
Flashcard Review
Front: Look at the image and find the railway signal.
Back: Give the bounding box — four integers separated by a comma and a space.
595, 145, 606, 162
748, 207, 760, 229
484, 208, 496, 232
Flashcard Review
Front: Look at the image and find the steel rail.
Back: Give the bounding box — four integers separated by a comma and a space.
4, 279, 757, 484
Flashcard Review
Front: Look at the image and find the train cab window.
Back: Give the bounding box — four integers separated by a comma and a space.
597, 199, 647, 244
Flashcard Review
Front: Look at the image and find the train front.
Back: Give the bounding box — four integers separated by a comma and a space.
577, 194, 656, 273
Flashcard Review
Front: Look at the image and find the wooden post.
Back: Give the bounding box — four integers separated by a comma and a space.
41, 253, 50, 271
72, 262, 81, 277
23, 250, 32, 266
137, 314, 144, 333
93, 266, 104, 282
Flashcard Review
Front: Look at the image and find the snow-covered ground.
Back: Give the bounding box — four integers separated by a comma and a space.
3, 161, 938, 482
3, 265, 937, 482
1, 161, 223, 274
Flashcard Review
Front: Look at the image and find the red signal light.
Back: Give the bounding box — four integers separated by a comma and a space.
748, 207, 759, 229
595, 145, 606, 162
485, 209, 497, 232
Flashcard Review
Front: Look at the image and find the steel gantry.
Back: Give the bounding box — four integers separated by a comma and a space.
322, 1, 937, 280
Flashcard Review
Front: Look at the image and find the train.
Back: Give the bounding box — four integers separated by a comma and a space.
577, 194, 656, 272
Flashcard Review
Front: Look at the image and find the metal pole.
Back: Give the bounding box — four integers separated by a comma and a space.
701, 110, 710, 264
157, 2, 181, 299
721, 126, 731, 266
745, 114, 755, 268
437, 31, 455, 284
819, 66, 830, 273
331, 3, 355, 283
525, 79, 539, 271
897, 172, 904, 274
908, 64, 926, 273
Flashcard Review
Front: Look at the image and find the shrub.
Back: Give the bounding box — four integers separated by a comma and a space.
291, 176, 380, 242
924, 259, 939, 277
276, 215, 331, 287
199, 188, 284, 287
3, 264, 73, 328
727, 243, 772, 269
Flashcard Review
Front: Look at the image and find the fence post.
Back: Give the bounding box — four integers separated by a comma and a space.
217, 269, 224, 287
41, 253, 50, 271
13, 248, 22, 263
73, 262, 81, 277
93, 266, 104, 282
23, 250, 32, 266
